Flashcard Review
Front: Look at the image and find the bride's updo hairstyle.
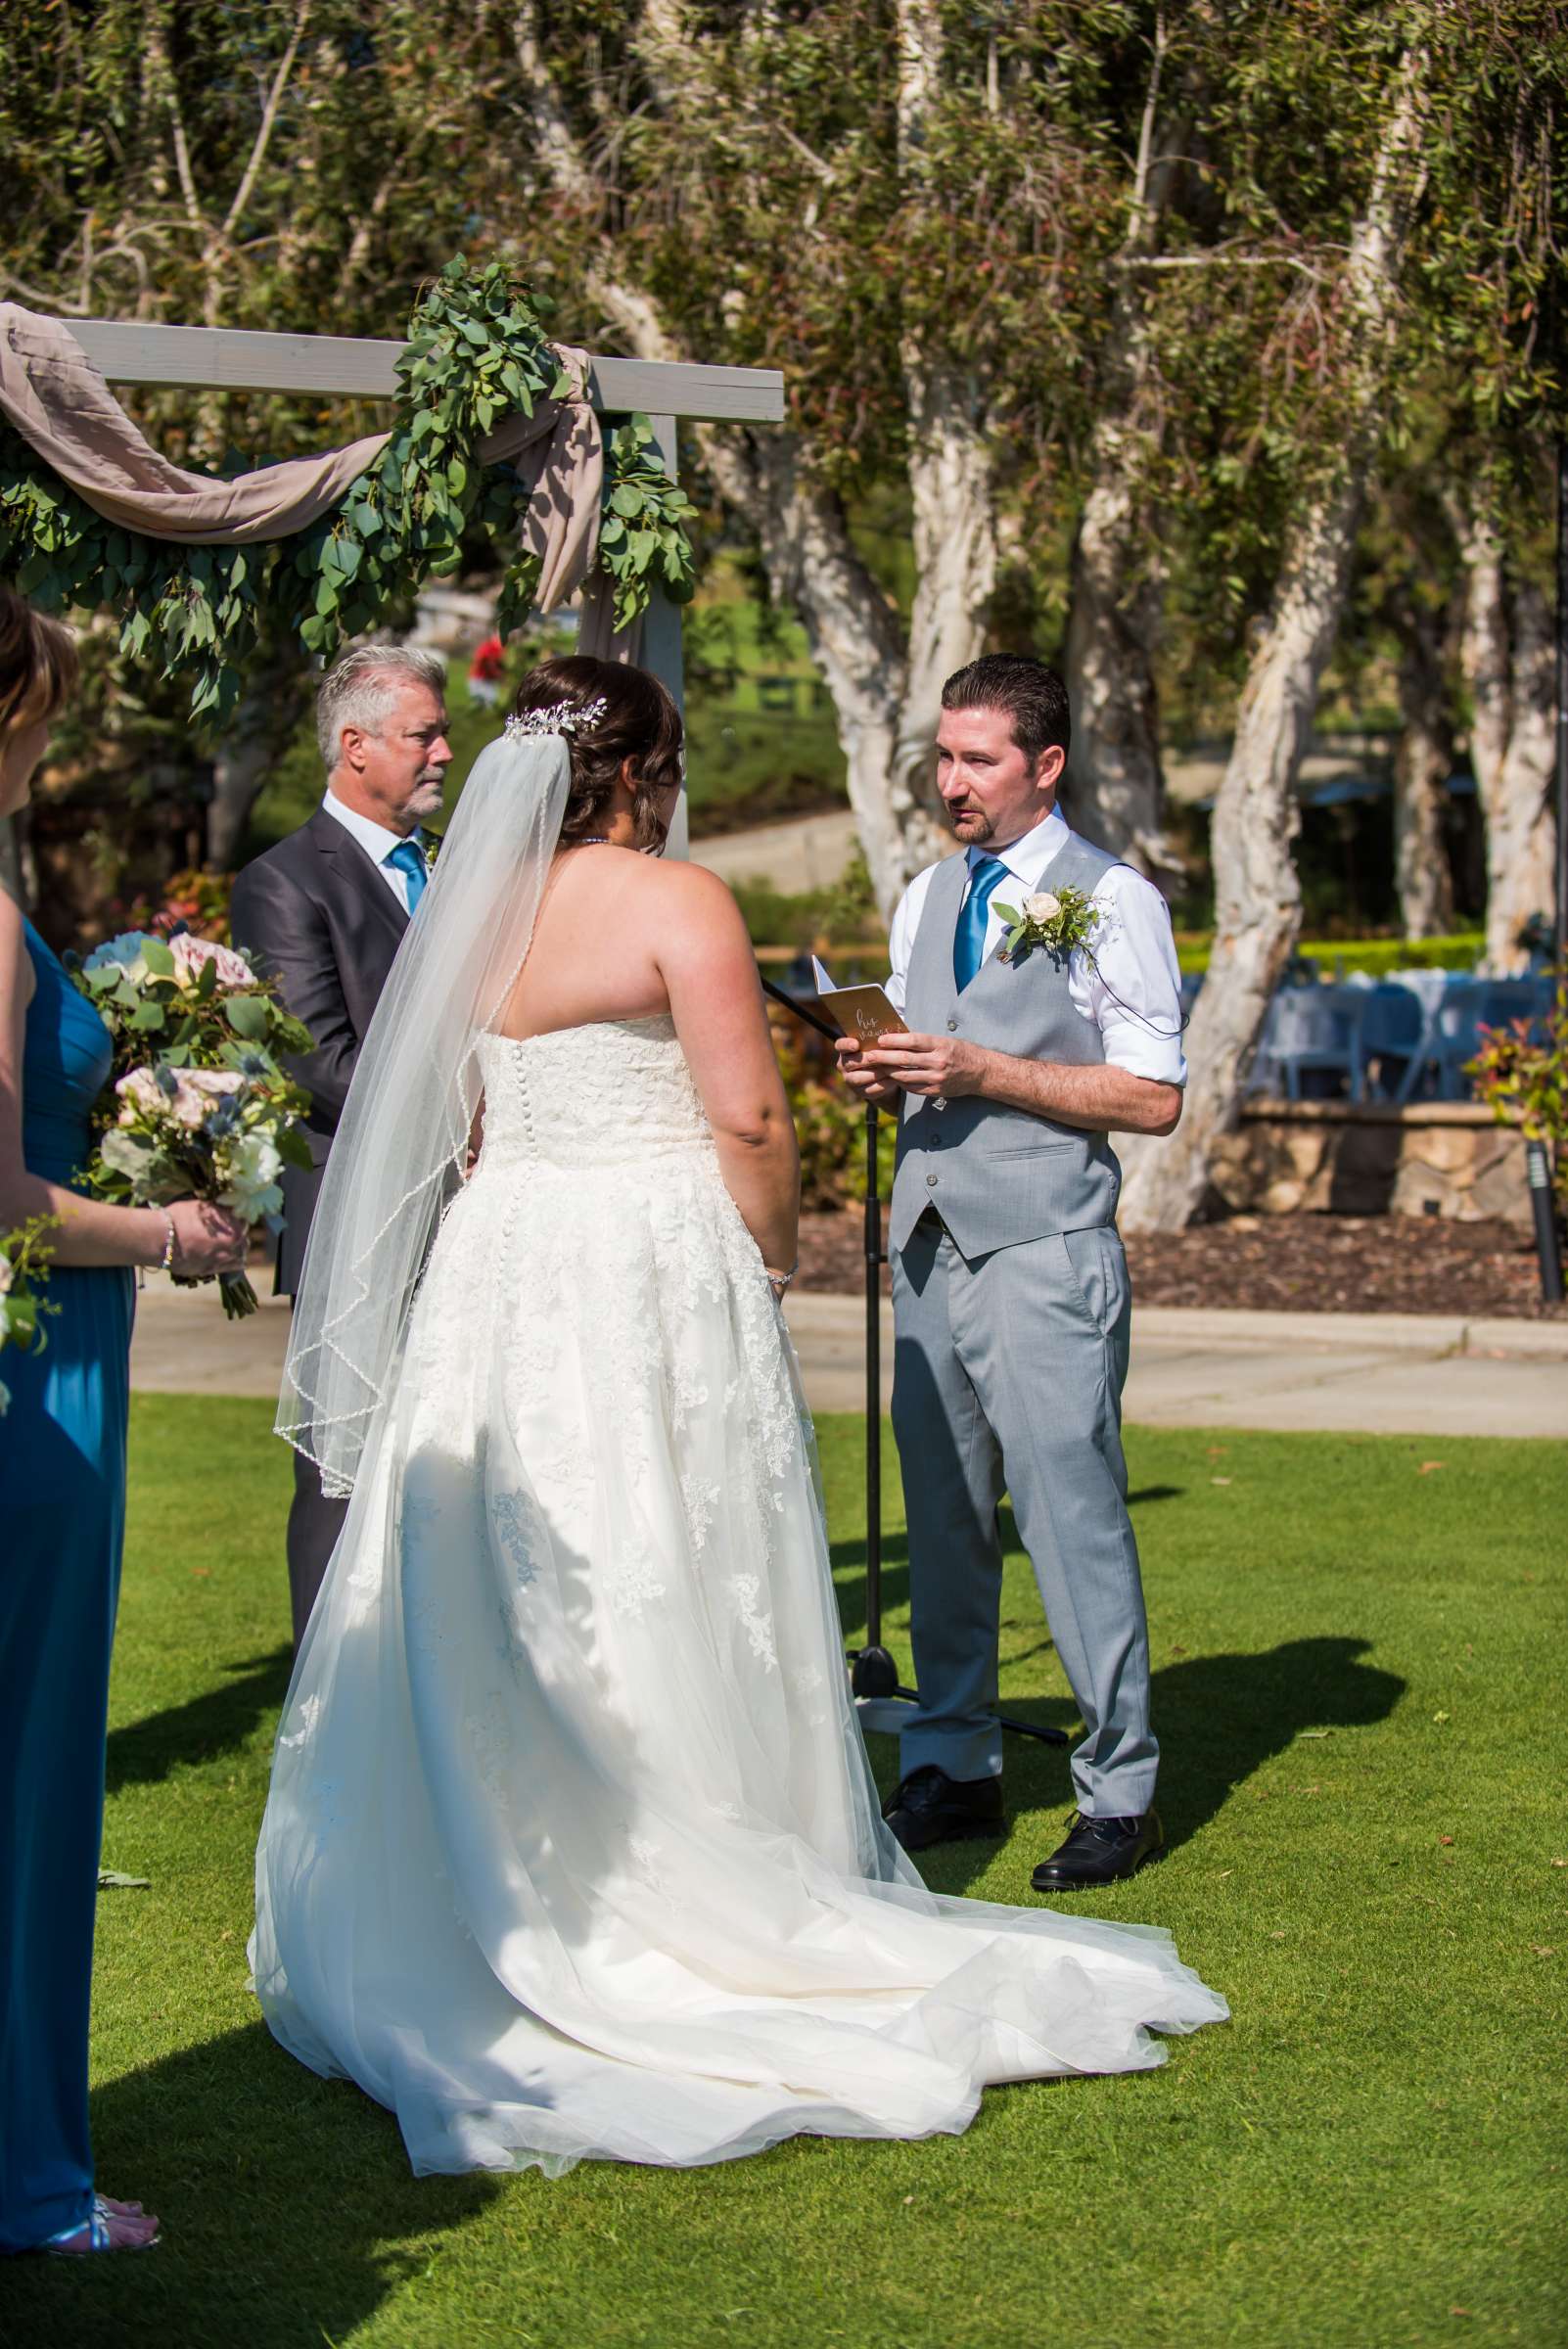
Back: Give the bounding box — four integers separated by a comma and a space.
511, 654, 684, 852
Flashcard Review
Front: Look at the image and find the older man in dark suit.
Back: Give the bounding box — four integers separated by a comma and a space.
231, 643, 453, 1649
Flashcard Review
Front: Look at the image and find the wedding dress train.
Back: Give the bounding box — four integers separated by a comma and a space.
252, 1015, 1226, 2175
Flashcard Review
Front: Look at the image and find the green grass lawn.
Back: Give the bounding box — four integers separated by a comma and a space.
9, 1405, 1564, 2349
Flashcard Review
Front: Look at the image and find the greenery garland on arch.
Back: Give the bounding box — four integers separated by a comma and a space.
0, 259, 697, 722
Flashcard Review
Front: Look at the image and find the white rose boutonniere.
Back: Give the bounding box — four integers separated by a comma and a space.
993, 881, 1102, 964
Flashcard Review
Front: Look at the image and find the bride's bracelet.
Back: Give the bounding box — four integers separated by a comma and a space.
764, 1262, 798, 1297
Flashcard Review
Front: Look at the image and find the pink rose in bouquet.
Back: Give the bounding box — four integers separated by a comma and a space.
116, 1065, 245, 1131
97, 1059, 310, 1318
70, 927, 310, 1064
168, 932, 256, 992
70, 925, 318, 1319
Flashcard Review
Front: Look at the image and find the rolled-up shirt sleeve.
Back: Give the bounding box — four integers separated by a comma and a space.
1072, 869, 1188, 1085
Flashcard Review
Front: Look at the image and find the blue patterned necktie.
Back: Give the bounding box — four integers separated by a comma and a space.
952, 853, 1008, 992
386, 838, 429, 916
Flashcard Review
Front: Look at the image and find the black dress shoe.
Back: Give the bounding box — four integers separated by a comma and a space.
1031, 1810, 1164, 1892
883, 1765, 1005, 1853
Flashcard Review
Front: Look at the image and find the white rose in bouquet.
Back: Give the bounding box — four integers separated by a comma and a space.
1022, 891, 1062, 924
219, 1131, 285, 1222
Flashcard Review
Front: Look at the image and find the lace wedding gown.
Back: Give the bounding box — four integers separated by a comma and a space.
252, 1015, 1226, 2175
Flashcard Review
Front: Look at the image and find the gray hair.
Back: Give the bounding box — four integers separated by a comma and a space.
315, 644, 447, 769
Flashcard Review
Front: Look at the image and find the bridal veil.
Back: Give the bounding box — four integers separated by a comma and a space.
277, 722, 570, 1497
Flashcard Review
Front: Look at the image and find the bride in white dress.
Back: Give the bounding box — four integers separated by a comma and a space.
252, 656, 1225, 2178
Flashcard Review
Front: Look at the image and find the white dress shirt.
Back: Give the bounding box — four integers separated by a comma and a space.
885, 807, 1187, 1085
320, 791, 430, 915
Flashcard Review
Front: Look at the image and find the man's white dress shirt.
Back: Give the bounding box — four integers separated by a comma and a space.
885, 807, 1187, 1085
320, 791, 430, 916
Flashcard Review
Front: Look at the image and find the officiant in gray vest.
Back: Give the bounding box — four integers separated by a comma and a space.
837, 654, 1185, 1893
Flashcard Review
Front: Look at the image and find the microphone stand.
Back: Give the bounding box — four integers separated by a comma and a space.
761, 973, 1066, 1751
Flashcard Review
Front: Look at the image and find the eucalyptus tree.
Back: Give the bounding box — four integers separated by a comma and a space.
1449, 449, 1560, 974
3, 0, 1560, 1228
499, 0, 1176, 912
1116, 2, 1564, 1227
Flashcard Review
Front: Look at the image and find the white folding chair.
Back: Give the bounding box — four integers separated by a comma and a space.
1356, 982, 1427, 1102
1263, 985, 1365, 1102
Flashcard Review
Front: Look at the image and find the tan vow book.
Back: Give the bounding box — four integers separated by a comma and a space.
809, 957, 907, 1045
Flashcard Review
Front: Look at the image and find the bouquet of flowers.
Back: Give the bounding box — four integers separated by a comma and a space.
0, 1214, 60, 1415
69, 930, 316, 1318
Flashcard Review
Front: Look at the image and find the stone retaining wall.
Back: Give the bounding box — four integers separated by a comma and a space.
1208, 1101, 1530, 1225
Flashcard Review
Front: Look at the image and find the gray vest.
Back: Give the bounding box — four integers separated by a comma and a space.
889, 827, 1124, 1258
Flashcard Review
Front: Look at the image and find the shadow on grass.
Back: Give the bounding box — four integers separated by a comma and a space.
106, 1648, 293, 1795
5, 2024, 500, 2348
894, 1636, 1406, 1899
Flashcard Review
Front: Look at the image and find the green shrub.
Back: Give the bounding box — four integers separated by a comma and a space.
1175, 931, 1484, 978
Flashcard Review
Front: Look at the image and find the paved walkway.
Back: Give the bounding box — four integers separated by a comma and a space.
689, 809, 859, 894
128, 1276, 1567, 1438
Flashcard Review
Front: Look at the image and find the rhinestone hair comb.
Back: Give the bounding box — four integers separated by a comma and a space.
504, 696, 609, 741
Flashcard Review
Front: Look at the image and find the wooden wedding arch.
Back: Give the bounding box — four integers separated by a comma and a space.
64, 315, 787, 860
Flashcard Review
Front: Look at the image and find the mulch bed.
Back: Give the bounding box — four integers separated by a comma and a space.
795, 1208, 1568, 1320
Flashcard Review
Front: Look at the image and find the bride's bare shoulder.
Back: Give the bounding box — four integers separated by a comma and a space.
650, 857, 753, 955
581, 849, 745, 935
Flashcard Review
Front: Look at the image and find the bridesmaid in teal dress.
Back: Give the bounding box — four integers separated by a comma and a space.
0, 590, 249, 2257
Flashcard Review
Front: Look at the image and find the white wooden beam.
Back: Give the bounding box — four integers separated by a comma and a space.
69, 318, 784, 425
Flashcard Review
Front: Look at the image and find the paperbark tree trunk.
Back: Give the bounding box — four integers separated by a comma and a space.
1391, 600, 1456, 939
886, 360, 996, 896
1119, 52, 1429, 1232
736, 437, 920, 911
1063, 13, 1181, 874
689, 375, 992, 918
1490, 579, 1557, 970
521, 0, 998, 921
1455, 505, 1557, 972
1065, 518, 1167, 868
204, 652, 313, 869
882, 0, 998, 903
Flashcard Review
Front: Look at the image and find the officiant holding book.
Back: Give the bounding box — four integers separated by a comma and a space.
837, 654, 1186, 1893
230, 644, 451, 1649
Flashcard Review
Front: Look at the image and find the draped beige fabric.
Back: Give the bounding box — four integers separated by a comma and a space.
0, 303, 605, 616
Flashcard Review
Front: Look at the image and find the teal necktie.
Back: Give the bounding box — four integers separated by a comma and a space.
386, 838, 428, 916
952, 854, 1007, 992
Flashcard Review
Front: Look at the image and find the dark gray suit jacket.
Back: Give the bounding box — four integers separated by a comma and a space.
230, 806, 410, 1297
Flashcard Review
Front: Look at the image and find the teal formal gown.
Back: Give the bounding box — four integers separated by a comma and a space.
0, 919, 133, 2251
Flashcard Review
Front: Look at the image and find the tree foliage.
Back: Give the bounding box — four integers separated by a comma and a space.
2, 0, 1566, 1214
